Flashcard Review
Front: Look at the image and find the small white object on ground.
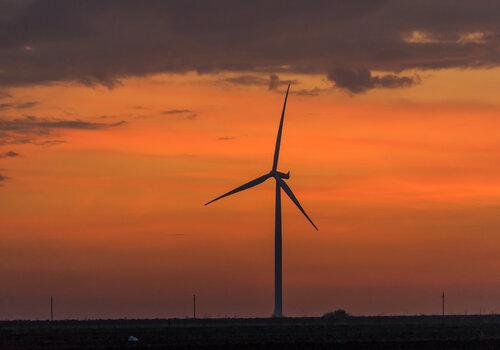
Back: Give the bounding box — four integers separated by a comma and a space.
128, 336, 139, 342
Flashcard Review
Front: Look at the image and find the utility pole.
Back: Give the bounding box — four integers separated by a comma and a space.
442, 292, 445, 317
193, 294, 196, 319
50, 296, 54, 321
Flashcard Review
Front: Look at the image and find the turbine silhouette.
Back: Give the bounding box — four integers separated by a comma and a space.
205, 84, 317, 318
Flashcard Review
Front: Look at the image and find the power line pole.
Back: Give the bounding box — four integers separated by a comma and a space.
442, 292, 445, 317
50, 296, 54, 321
193, 294, 196, 319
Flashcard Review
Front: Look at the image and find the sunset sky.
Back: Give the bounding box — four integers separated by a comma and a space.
2, 0, 500, 319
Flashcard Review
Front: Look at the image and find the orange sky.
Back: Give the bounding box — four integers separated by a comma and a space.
2, 69, 500, 319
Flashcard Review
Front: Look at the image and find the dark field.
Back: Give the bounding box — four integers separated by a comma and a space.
3, 315, 500, 349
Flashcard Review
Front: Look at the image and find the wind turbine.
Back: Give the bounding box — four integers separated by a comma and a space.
205, 84, 317, 318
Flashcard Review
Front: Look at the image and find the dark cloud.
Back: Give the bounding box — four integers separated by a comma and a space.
0, 101, 38, 110
0, 1, 499, 93
223, 74, 298, 91
268, 74, 281, 90
0, 116, 126, 145
293, 87, 328, 97
268, 74, 298, 91
97, 115, 117, 119
0, 150, 19, 158
327, 68, 418, 93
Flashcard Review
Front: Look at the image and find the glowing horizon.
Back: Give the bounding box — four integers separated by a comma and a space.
1, 68, 500, 319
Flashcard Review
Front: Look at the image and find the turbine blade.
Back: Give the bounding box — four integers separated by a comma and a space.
205, 173, 271, 206
272, 84, 290, 171
277, 177, 318, 230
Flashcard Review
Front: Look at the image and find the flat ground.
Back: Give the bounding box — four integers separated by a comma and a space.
2, 315, 500, 349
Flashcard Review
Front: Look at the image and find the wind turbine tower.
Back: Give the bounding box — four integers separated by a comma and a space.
205, 85, 317, 318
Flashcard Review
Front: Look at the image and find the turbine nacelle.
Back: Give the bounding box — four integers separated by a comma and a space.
273, 170, 290, 179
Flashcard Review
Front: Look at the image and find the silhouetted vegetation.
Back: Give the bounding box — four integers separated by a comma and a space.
322, 308, 351, 321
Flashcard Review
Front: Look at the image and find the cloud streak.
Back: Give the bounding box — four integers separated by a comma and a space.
0, 116, 125, 131
0, 150, 19, 158
162, 109, 197, 120
293, 87, 329, 96
217, 136, 237, 141
0, 101, 38, 110
162, 109, 193, 115
0, 116, 126, 145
